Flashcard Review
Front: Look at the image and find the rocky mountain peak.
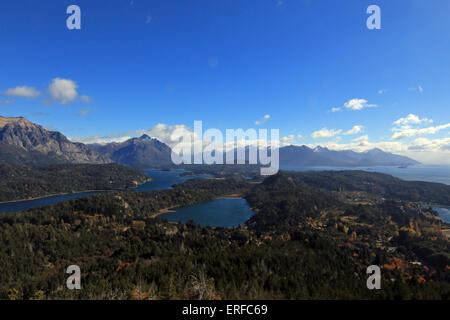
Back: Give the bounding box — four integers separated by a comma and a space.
0, 116, 111, 165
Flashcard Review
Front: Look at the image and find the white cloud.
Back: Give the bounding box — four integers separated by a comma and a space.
48, 78, 79, 104
343, 98, 377, 111
391, 123, 450, 140
71, 134, 133, 145
391, 113, 450, 140
72, 123, 197, 148
330, 107, 341, 112
3, 86, 40, 98
255, 114, 271, 126
311, 125, 363, 139
378, 89, 387, 94
343, 125, 364, 135
391, 114, 449, 140
408, 137, 450, 151
311, 128, 342, 139
352, 135, 369, 146
139, 123, 197, 148
393, 114, 433, 126
280, 135, 296, 145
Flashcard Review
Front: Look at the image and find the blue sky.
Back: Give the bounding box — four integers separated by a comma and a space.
0, 0, 449, 163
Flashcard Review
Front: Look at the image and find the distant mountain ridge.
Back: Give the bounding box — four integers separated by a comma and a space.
224, 144, 419, 167
278, 145, 420, 167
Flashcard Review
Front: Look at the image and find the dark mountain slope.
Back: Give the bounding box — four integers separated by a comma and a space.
89, 134, 173, 169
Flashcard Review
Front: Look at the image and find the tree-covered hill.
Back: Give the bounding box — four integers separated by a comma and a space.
0, 163, 150, 202
265, 170, 450, 205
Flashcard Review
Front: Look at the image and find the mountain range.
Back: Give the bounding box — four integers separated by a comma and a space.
278, 145, 420, 167
0, 116, 420, 168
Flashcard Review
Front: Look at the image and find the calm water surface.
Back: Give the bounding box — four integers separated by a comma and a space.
135, 169, 212, 191
433, 207, 450, 224
159, 198, 255, 228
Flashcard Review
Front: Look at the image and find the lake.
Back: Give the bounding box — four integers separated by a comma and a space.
159, 198, 255, 228
0, 169, 211, 215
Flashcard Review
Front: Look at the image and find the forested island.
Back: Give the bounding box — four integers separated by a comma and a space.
0, 171, 449, 300
0, 163, 150, 202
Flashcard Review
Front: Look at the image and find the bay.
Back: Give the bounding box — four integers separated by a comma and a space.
432, 207, 450, 224
0, 169, 211, 215
0, 191, 101, 215
135, 169, 212, 191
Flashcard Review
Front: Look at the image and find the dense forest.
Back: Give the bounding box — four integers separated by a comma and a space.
179, 164, 263, 179
0, 163, 150, 202
0, 172, 448, 300
263, 170, 450, 205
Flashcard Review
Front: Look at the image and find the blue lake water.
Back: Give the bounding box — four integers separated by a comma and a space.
159, 198, 255, 228
433, 207, 450, 224
0, 191, 102, 215
135, 169, 212, 191
0, 169, 211, 215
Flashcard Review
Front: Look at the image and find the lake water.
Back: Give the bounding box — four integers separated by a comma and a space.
433, 207, 450, 224
281, 165, 450, 185
0, 191, 102, 215
135, 169, 212, 191
159, 198, 255, 228
0, 169, 211, 215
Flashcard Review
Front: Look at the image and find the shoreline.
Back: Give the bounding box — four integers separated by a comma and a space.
151, 207, 178, 218
217, 193, 244, 199
0, 189, 119, 205
0, 179, 152, 205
